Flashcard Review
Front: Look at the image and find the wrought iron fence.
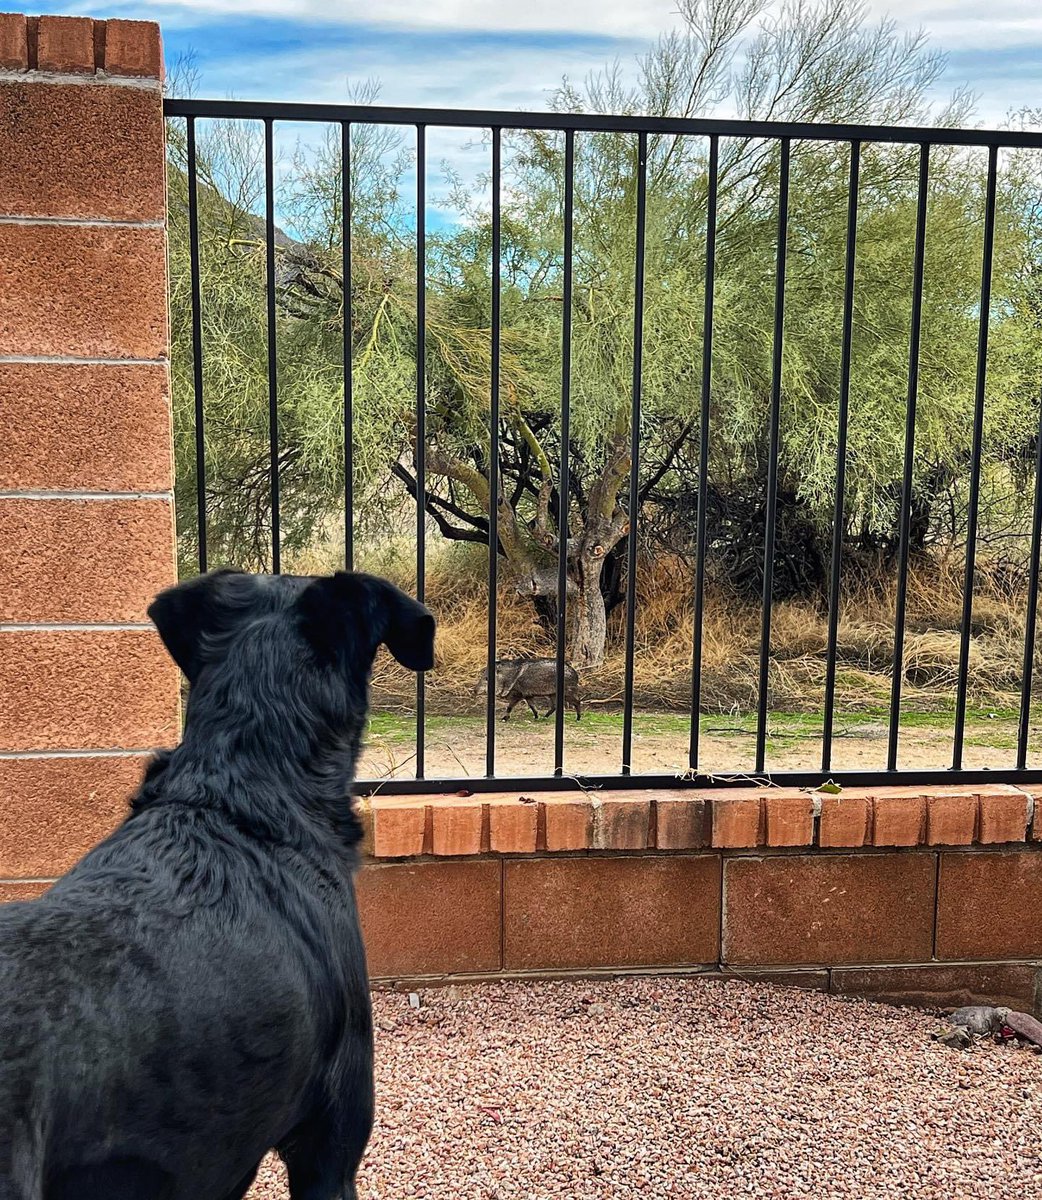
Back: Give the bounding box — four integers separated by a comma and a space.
164, 97, 1042, 793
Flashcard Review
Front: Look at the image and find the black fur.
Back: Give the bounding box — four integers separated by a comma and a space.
0, 569, 435, 1200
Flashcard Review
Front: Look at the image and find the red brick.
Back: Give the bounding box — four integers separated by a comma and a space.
1034, 796, 1042, 842
357, 860, 501, 977
723, 853, 936, 966
0, 364, 172, 492
0, 12, 28, 69
0, 498, 174, 623
0, 882, 50, 902
871, 793, 925, 846
937, 851, 1042, 960
0, 629, 179, 751
504, 856, 720, 970
0, 754, 144, 877
431, 800, 483, 856
925, 792, 978, 846
0, 82, 165, 221
593, 795, 650, 850
102, 19, 162, 80
711, 794, 761, 848
36, 16, 95, 73
371, 799, 426, 858
543, 795, 592, 851
0, 224, 166, 359
818, 793, 869, 848
977, 786, 1030, 844
763, 790, 814, 847
831, 963, 1041, 1014
654, 793, 707, 850
488, 798, 538, 854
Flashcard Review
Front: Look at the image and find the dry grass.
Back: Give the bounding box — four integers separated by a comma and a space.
288, 539, 1040, 717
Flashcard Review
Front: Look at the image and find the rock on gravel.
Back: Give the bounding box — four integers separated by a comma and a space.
247, 977, 1042, 1199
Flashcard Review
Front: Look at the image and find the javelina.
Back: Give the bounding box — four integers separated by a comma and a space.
474, 658, 582, 721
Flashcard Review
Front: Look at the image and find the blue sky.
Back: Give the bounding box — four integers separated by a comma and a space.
50, 0, 1042, 126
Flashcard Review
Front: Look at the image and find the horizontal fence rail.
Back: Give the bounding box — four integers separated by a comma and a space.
165, 99, 1042, 149
165, 97, 1042, 794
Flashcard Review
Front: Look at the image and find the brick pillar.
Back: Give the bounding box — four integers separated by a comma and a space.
0, 14, 178, 897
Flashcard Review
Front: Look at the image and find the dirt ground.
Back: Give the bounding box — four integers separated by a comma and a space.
356, 708, 1038, 783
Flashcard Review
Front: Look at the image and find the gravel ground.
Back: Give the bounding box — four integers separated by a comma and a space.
247, 977, 1042, 1199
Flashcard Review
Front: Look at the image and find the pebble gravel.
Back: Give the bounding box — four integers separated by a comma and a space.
247, 977, 1042, 1199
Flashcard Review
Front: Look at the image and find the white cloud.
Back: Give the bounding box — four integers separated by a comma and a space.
127, 0, 679, 38
199, 34, 628, 111
110, 0, 1042, 50
863, 0, 1042, 49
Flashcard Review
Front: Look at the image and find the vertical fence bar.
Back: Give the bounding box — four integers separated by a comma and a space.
887, 143, 930, 771
554, 130, 576, 776
415, 125, 427, 778
621, 131, 649, 775
341, 121, 354, 571
263, 117, 281, 573
689, 135, 719, 770
953, 146, 998, 769
1017, 402, 1042, 768
821, 140, 860, 772
485, 128, 502, 777
754, 137, 791, 774
185, 116, 207, 574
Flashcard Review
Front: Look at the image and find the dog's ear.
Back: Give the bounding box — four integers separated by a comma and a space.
147, 569, 258, 683
297, 572, 435, 672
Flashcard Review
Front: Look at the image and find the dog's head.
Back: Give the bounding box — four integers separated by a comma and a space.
148, 568, 434, 693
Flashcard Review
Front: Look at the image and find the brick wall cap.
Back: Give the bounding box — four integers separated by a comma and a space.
0, 15, 162, 78
360, 785, 1040, 859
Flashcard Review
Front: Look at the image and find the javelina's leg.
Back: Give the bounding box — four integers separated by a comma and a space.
502, 696, 519, 720
525, 697, 540, 719
574, 694, 582, 721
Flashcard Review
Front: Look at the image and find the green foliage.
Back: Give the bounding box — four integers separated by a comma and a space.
166, 0, 1042, 604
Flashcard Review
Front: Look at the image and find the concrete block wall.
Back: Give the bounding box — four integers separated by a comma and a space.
0, 14, 178, 897
356, 785, 1042, 1014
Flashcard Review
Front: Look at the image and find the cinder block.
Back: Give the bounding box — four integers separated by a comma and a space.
0, 498, 174, 623
937, 851, 1042, 960
0, 364, 172, 492
723, 853, 936, 965
0, 224, 166, 359
358, 860, 502, 977
504, 855, 720, 970
0, 754, 145, 876
0, 82, 165, 221
0, 629, 179, 751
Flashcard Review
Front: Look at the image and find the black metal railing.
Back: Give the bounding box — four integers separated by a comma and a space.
164, 97, 1042, 794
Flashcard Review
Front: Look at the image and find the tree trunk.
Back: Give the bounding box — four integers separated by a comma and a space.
571, 553, 609, 668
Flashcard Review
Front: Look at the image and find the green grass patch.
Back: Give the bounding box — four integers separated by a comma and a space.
365, 706, 1030, 750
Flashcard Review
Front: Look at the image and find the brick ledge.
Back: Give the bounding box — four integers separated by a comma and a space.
360, 783, 1042, 858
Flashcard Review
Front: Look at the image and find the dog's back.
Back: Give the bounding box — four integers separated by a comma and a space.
0, 569, 435, 1200
0, 800, 365, 1200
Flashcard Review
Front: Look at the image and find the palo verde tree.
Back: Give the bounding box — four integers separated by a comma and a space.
166, 0, 1042, 667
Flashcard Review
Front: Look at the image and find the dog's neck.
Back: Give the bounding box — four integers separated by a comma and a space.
134, 682, 365, 852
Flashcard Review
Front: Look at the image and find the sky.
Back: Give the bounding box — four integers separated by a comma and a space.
48, 0, 1042, 125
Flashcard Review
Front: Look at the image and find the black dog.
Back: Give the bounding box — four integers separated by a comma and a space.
0, 568, 434, 1200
